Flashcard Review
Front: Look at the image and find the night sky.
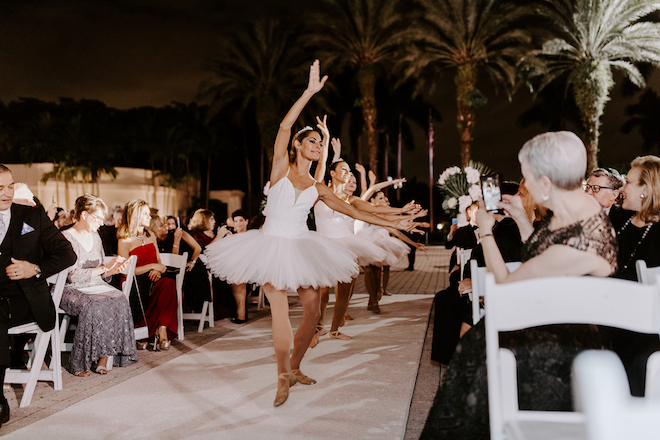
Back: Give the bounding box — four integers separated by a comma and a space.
1, 0, 658, 184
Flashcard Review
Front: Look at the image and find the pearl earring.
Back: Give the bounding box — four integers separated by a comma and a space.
641, 193, 646, 199
542, 194, 549, 201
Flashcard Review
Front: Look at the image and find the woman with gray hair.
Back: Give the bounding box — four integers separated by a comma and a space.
421, 131, 618, 439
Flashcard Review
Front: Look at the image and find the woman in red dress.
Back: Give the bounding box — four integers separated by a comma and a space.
118, 200, 178, 350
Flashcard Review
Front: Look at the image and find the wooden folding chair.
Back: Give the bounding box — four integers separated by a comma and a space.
5, 268, 68, 407
484, 274, 660, 440
159, 252, 188, 341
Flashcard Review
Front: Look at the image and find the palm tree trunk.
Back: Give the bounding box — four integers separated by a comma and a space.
572, 61, 615, 173
255, 101, 278, 186
456, 64, 478, 167
357, 66, 379, 174
242, 133, 253, 216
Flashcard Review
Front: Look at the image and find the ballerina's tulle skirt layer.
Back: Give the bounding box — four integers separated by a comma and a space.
203, 230, 360, 291
356, 227, 410, 266
329, 234, 388, 267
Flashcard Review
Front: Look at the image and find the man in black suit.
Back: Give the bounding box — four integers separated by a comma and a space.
0, 165, 76, 427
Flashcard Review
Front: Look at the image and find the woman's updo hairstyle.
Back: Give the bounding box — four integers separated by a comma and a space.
73, 194, 108, 221
288, 126, 320, 163
326, 160, 347, 186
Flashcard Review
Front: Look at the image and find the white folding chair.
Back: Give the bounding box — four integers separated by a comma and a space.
573, 350, 660, 440
484, 274, 660, 440
636, 260, 660, 285
159, 252, 188, 341
181, 254, 214, 333
457, 247, 472, 279
469, 260, 521, 325
5, 268, 68, 407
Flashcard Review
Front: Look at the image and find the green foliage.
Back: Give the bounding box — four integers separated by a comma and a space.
529, 0, 660, 168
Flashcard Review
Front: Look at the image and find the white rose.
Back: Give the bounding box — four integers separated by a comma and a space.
447, 197, 457, 209
468, 184, 482, 201
458, 195, 473, 212
263, 181, 271, 196
465, 167, 481, 184
448, 166, 461, 175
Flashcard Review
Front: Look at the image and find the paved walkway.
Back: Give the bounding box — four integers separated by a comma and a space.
1, 247, 452, 438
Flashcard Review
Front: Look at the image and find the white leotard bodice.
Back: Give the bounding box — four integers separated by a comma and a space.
314, 200, 355, 239
262, 177, 318, 239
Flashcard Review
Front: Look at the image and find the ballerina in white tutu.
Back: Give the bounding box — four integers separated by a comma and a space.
354, 168, 427, 312
311, 137, 426, 344
204, 60, 420, 407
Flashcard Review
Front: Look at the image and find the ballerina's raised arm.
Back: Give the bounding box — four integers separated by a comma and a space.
270, 60, 328, 187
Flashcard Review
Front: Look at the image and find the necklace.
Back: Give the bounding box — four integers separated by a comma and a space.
617, 216, 653, 272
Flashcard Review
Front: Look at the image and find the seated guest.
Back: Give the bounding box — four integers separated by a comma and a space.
421, 132, 618, 439
431, 181, 525, 367
583, 167, 625, 214
445, 201, 478, 273
609, 155, 660, 396
60, 194, 137, 376
98, 206, 123, 256
189, 209, 236, 321
150, 215, 207, 314
165, 215, 178, 232
118, 200, 178, 351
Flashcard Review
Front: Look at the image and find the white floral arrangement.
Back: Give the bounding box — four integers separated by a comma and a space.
438, 161, 491, 219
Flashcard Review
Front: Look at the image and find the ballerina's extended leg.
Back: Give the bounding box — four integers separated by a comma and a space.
291, 286, 321, 385
263, 284, 296, 406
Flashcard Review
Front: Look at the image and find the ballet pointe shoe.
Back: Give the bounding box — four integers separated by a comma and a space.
309, 324, 325, 349
329, 330, 351, 341
291, 368, 316, 385
274, 373, 296, 407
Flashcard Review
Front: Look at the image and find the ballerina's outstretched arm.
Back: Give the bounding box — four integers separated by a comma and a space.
361, 176, 407, 202
317, 183, 425, 233
270, 59, 327, 187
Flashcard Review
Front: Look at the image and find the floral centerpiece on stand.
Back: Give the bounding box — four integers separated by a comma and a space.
438, 161, 491, 226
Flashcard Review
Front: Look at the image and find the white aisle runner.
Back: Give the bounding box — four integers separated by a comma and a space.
4, 294, 432, 440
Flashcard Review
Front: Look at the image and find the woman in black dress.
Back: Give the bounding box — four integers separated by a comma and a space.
422, 132, 618, 439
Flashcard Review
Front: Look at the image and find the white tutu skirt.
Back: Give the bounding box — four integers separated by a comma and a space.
203, 230, 360, 292
329, 234, 388, 267
356, 227, 410, 266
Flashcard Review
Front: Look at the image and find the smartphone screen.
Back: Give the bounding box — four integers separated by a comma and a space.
176, 216, 180, 228
480, 174, 503, 213
52, 193, 56, 203
451, 218, 458, 225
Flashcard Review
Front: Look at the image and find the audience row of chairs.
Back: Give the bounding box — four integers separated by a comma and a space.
7, 252, 216, 407
461, 259, 660, 440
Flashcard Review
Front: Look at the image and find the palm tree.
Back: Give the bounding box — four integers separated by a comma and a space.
402, 0, 536, 167
529, 0, 660, 171
308, 0, 411, 173
198, 18, 310, 190
621, 89, 660, 153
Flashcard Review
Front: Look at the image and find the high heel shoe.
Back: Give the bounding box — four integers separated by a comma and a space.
273, 372, 296, 407
159, 340, 171, 350
291, 368, 316, 385
150, 334, 161, 352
